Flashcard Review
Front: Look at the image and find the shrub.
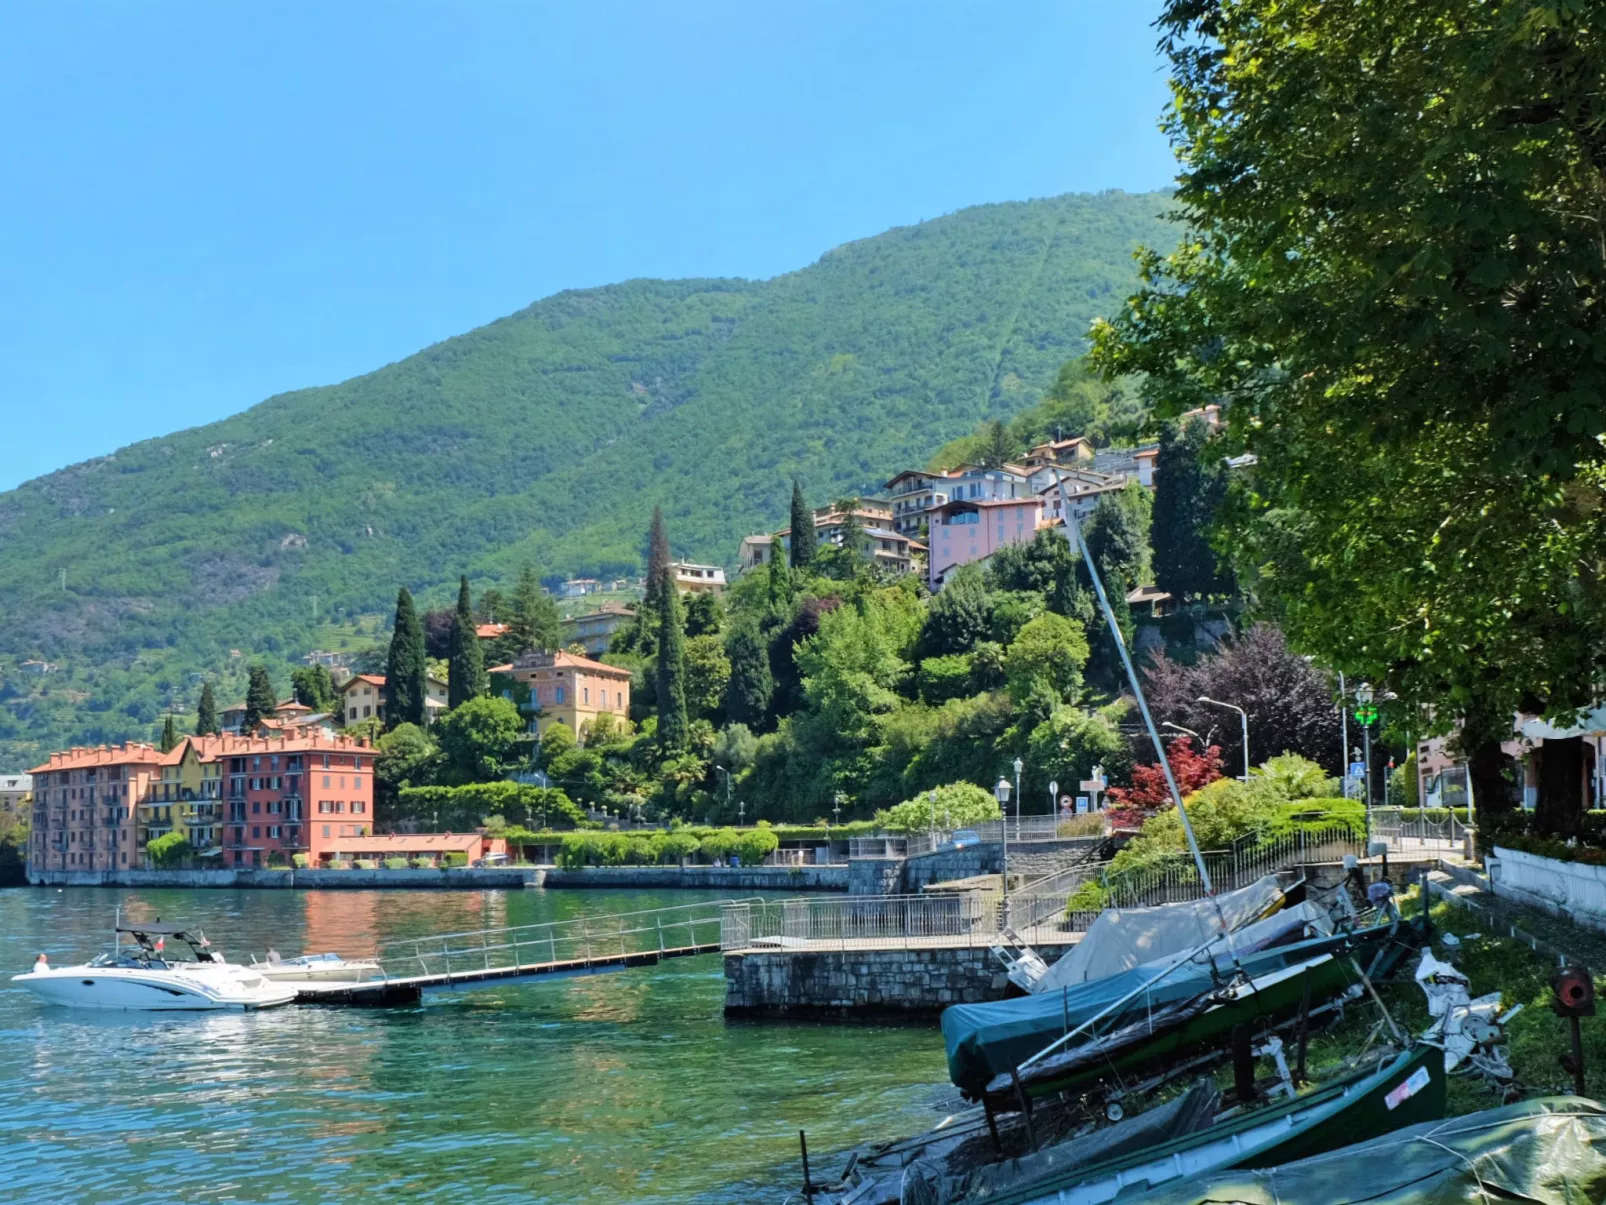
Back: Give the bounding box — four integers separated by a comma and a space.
329, 859, 353, 870
146, 831, 195, 869
442, 851, 469, 868
383, 857, 409, 870
408, 857, 435, 869
291, 853, 310, 869
355, 859, 377, 869
874, 781, 1001, 834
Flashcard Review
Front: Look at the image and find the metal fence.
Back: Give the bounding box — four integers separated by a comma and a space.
719, 892, 1005, 952
863, 815, 1111, 860
1370, 806, 1469, 854
1099, 825, 1364, 910
374, 898, 750, 980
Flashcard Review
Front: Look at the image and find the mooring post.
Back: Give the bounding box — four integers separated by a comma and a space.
799, 1129, 814, 1202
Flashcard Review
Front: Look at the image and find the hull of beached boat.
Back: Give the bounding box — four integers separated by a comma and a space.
967, 1044, 1447, 1205
947, 916, 1421, 1102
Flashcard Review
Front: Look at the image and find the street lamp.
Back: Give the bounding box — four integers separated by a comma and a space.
737, 799, 746, 828
1356, 682, 1376, 847
929, 790, 939, 847
1198, 697, 1251, 781
995, 775, 1012, 911
715, 765, 733, 820
1013, 757, 1024, 839
1162, 721, 1206, 744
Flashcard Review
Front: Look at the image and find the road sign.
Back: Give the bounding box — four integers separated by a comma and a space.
1049, 779, 1059, 798
1079, 778, 1106, 794
1354, 704, 1378, 725
1075, 796, 1090, 814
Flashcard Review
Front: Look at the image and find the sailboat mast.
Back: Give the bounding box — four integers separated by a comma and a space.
1055, 475, 1215, 894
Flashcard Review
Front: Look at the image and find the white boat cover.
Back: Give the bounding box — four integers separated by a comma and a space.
1035, 875, 1290, 992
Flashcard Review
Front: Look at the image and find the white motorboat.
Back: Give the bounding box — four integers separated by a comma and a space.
251, 951, 382, 983
12, 924, 298, 1011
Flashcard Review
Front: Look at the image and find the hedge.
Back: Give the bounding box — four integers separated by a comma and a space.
394, 783, 585, 832
382, 857, 409, 870
554, 826, 779, 868
291, 853, 310, 869
442, 851, 469, 868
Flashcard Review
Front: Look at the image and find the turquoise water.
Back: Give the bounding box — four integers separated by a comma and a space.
0, 887, 948, 1203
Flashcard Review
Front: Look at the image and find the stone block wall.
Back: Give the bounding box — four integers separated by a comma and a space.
724, 941, 1079, 1017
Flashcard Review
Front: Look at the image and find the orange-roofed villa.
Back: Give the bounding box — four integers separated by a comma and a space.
27, 743, 169, 873
495, 649, 632, 741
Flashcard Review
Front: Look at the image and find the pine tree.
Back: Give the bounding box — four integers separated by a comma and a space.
448, 575, 487, 708
723, 625, 774, 728
506, 565, 561, 656
644, 505, 672, 608
655, 581, 689, 754
159, 714, 178, 753
982, 419, 1015, 469
195, 682, 219, 736
789, 481, 816, 569
242, 665, 277, 733
386, 587, 428, 728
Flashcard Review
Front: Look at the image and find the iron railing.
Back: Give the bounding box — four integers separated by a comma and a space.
1370, 806, 1469, 854
373, 898, 752, 981
719, 892, 1008, 952
1100, 825, 1363, 910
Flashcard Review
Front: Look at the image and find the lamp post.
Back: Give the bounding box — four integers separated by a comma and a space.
995, 775, 1012, 908
737, 799, 746, 828
928, 790, 938, 847
833, 792, 843, 827
715, 765, 733, 822
1198, 696, 1250, 781
1356, 682, 1376, 848
1013, 757, 1023, 839
1162, 721, 1205, 744
1338, 671, 1350, 797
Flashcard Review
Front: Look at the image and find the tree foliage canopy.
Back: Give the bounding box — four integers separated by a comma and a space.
1092, 0, 1606, 738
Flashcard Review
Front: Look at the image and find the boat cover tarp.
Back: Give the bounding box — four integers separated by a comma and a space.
1036, 875, 1287, 991
1129, 1096, 1606, 1205
900, 1080, 1220, 1205
942, 924, 1377, 1098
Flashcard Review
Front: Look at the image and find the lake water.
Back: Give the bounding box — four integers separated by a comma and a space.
0, 887, 949, 1203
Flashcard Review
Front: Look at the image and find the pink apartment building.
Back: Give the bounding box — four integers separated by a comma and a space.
928, 497, 1042, 589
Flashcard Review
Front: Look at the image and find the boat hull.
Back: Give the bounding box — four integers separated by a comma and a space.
12, 968, 297, 1011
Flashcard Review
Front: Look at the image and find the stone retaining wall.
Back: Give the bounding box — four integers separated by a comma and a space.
724, 941, 1079, 1018
538, 865, 849, 891
30, 867, 541, 890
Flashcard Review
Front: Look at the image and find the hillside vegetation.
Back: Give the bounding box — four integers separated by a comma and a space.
0, 191, 1170, 767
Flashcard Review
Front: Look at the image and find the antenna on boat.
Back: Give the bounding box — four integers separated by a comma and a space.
1053, 475, 1219, 903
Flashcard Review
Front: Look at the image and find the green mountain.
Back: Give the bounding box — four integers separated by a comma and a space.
0, 190, 1171, 766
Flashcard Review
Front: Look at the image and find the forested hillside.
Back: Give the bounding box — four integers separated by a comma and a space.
0, 191, 1170, 766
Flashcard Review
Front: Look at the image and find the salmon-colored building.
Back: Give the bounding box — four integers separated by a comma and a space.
219, 733, 378, 868
28, 743, 167, 873
928, 496, 1041, 589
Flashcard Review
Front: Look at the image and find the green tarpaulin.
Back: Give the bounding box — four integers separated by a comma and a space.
1134, 1097, 1606, 1205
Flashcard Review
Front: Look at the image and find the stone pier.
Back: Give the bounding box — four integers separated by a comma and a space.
723, 940, 1079, 1018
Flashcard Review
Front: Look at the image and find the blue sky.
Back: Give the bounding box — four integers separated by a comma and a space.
0, 2, 1175, 491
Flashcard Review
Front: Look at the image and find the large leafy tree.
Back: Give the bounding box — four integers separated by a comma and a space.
290, 666, 339, 715
241, 665, 277, 732
432, 696, 525, 786
1143, 624, 1345, 776
789, 481, 816, 569
1093, 0, 1606, 821
386, 587, 429, 728
448, 575, 487, 708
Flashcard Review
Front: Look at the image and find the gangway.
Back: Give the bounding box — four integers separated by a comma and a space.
296, 897, 754, 1006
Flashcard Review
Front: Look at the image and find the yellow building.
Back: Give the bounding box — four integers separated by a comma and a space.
141, 737, 226, 858
502, 650, 633, 740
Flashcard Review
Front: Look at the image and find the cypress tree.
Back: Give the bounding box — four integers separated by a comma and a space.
242, 665, 277, 733
1152, 417, 1233, 601
789, 480, 816, 569
448, 575, 487, 708
195, 682, 219, 736
655, 580, 689, 754
159, 714, 178, 753
386, 587, 428, 728
767, 537, 792, 608
644, 505, 672, 608
723, 625, 774, 728
315, 664, 340, 713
